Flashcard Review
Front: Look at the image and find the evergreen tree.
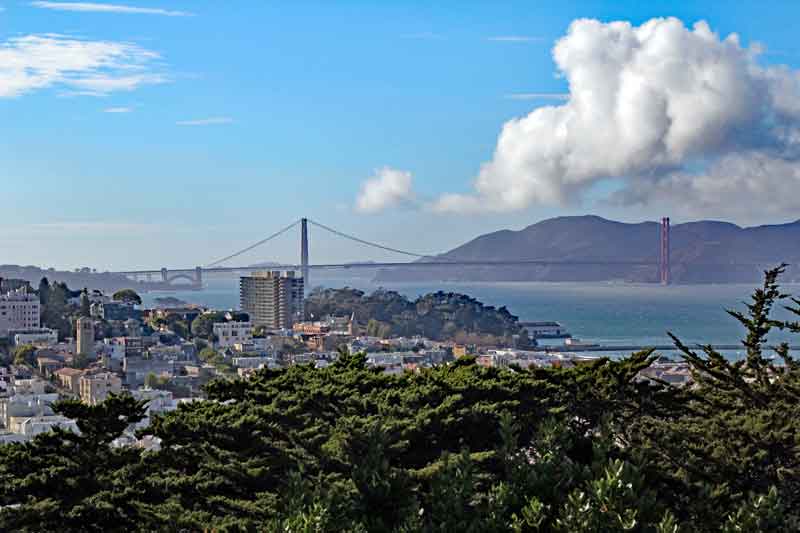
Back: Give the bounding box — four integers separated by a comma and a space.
0, 268, 798, 531
79, 288, 91, 317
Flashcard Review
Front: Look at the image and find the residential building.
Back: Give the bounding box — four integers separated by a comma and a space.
0, 392, 59, 430
130, 388, 178, 429
18, 415, 79, 437
76, 317, 95, 359
90, 301, 140, 321
152, 307, 203, 324
11, 377, 47, 395
240, 271, 304, 329
476, 352, 512, 368
54, 367, 84, 394
213, 321, 253, 348
148, 344, 193, 361
519, 321, 570, 339
0, 288, 40, 336
10, 328, 58, 347
231, 356, 276, 369
123, 357, 175, 387
120, 336, 144, 358
124, 319, 142, 337
36, 357, 64, 377
453, 344, 468, 358
79, 372, 122, 405
0, 278, 31, 294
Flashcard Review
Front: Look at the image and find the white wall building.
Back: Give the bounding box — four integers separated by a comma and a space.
10, 328, 58, 347
0, 288, 40, 337
0, 392, 59, 431
130, 388, 178, 430
213, 321, 253, 348
231, 356, 276, 369
19, 415, 79, 437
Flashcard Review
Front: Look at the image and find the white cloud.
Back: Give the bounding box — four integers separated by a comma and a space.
103, 106, 132, 112
31, 1, 192, 16
0, 34, 166, 98
433, 17, 800, 218
176, 117, 234, 126
355, 167, 415, 213
488, 35, 543, 42
504, 93, 569, 101
612, 152, 800, 221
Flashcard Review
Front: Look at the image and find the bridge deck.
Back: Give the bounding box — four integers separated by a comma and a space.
115, 259, 772, 276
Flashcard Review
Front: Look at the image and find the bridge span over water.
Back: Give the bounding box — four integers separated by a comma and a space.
110, 217, 764, 289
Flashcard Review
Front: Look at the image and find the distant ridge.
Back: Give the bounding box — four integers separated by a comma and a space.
377, 215, 800, 284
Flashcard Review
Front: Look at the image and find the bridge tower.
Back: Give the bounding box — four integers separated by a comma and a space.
301, 218, 309, 295
161, 268, 168, 284
660, 217, 671, 285
195, 266, 203, 288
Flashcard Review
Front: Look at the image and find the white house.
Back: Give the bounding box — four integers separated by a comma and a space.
213, 321, 253, 348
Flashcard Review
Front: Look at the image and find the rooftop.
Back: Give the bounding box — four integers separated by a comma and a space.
54, 368, 84, 377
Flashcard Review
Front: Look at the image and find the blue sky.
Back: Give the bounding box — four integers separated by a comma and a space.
2, 1, 800, 270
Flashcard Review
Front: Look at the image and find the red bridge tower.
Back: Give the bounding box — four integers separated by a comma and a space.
660, 217, 671, 285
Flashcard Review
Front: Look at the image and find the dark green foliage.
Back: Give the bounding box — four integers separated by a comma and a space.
12, 344, 36, 366
79, 288, 91, 317
39, 280, 75, 340
307, 287, 521, 341
1, 267, 800, 531
111, 289, 142, 306
190, 311, 227, 340
0, 394, 147, 532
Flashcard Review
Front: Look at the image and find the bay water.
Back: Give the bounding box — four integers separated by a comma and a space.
141, 275, 800, 359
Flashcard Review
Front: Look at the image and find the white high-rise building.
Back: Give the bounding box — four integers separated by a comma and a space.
0, 288, 40, 337
240, 271, 304, 329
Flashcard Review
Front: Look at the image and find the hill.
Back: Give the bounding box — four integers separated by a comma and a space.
377, 215, 800, 283
305, 287, 522, 343
0, 265, 158, 293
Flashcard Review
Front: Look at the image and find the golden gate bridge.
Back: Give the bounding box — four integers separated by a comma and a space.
111, 216, 721, 288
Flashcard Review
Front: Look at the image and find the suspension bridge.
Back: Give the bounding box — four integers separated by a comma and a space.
112, 216, 684, 289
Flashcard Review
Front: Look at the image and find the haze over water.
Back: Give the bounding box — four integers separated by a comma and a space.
142, 276, 800, 352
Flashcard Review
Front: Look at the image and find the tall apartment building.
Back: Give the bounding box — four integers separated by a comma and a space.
240, 271, 304, 329
0, 288, 40, 336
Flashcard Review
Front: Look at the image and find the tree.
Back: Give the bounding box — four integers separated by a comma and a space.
228, 311, 250, 322
191, 312, 225, 340
38, 277, 50, 305
0, 394, 148, 531
112, 289, 142, 306
40, 281, 72, 340
198, 347, 220, 363
12, 344, 36, 366
79, 288, 91, 317
144, 372, 159, 389
72, 351, 90, 370
1, 268, 800, 530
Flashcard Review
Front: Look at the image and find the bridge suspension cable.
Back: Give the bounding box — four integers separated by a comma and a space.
205, 219, 302, 267
307, 218, 438, 259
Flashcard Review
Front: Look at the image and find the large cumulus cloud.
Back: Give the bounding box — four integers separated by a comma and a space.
433, 17, 800, 217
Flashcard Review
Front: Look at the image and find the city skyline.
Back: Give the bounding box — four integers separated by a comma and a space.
3, 1, 800, 270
